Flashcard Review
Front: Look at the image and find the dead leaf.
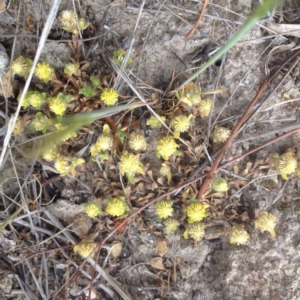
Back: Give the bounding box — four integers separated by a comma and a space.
150, 257, 165, 270
157, 240, 168, 256
111, 241, 123, 258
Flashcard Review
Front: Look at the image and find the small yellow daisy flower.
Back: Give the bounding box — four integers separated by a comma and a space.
229, 225, 250, 245
120, 151, 144, 183
31, 112, 52, 133
155, 200, 173, 219
100, 88, 118, 106
84, 201, 102, 218
213, 126, 231, 143
179, 82, 202, 106
34, 62, 54, 83
95, 134, 113, 152
128, 132, 147, 151
105, 197, 129, 217
172, 114, 193, 138
54, 155, 70, 176
42, 145, 57, 162
59, 10, 77, 28
255, 211, 277, 237
185, 202, 209, 223
10, 56, 27, 76
184, 222, 206, 241
274, 152, 297, 180
159, 163, 172, 181
164, 218, 180, 235
199, 98, 212, 117
73, 239, 97, 258
156, 136, 181, 160
49, 97, 67, 116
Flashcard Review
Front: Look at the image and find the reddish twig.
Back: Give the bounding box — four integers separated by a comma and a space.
195, 48, 300, 201
185, 0, 209, 39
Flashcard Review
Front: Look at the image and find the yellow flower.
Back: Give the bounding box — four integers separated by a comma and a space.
199, 98, 212, 117
179, 82, 202, 106
186, 202, 209, 223
146, 115, 166, 128
155, 200, 173, 219
59, 10, 76, 28
211, 177, 229, 192
159, 163, 172, 181
84, 201, 102, 218
70, 157, 85, 177
95, 134, 113, 152
64, 63, 79, 75
213, 126, 231, 143
105, 197, 129, 217
183, 222, 206, 241
49, 97, 67, 116
128, 132, 147, 151
31, 112, 52, 133
34, 62, 54, 83
73, 239, 97, 258
54, 155, 70, 176
21, 91, 46, 109
274, 151, 297, 180
77, 17, 89, 31
164, 218, 179, 235
255, 211, 277, 237
13, 117, 24, 135
42, 145, 57, 162
100, 88, 118, 106
229, 225, 250, 245
120, 151, 144, 183
172, 114, 193, 138
156, 136, 181, 160
10, 56, 27, 76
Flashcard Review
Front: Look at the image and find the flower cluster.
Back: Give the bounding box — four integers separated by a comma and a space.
171, 114, 193, 138
213, 126, 231, 143
10, 56, 32, 78
185, 202, 209, 223
164, 218, 180, 235
48, 93, 72, 117
73, 239, 97, 258
183, 222, 206, 241
83, 200, 102, 218
100, 88, 118, 106
105, 197, 129, 217
59, 10, 89, 33
156, 136, 181, 160
30, 112, 52, 133
199, 98, 212, 117
20, 91, 46, 109
120, 151, 144, 184
273, 151, 297, 180
54, 155, 84, 176
34, 62, 54, 83
229, 226, 250, 245
155, 200, 173, 219
254, 211, 277, 237
128, 132, 147, 151
42, 145, 57, 162
180, 83, 202, 106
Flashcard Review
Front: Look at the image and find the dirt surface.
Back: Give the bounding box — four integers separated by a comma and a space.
1, 0, 300, 300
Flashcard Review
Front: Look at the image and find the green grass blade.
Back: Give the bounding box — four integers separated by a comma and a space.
179, 0, 284, 89
31, 102, 145, 157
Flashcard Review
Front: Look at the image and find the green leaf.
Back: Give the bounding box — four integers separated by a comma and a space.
57, 92, 73, 103
79, 86, 95, 97
90, 76, 101, 89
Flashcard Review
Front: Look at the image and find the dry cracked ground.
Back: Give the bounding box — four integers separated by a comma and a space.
0, 0, 300, 299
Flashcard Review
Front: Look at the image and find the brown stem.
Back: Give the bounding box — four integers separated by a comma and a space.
185, 0, 209, 39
